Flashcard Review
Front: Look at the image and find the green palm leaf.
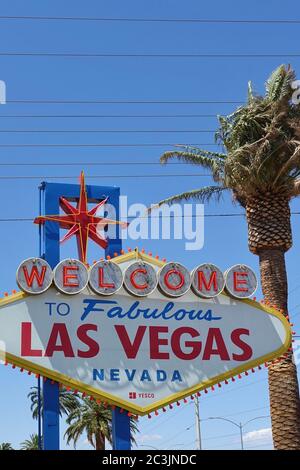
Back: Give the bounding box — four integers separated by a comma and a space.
265, 64, 295, 102
0, 443, 14, 450
152, 186, 226, 207
28, 386, 80, 419
160, 150, 225, 182
20, 434, 39, 451
64, 398, 138, 450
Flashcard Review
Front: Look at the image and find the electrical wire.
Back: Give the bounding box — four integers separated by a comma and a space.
0, 173, 211, 179
0, 161, 201, 166
0, 129, 215, 133
0, 16, 299, 24
142, 377, 268, 434
1, 212, 300, 221
0, 214, 243, 222
161, 414, 270, 448
0, 143, 215, 148
5, 99, 243, 104
0, 52, 299, 58
0, 114, 218, 118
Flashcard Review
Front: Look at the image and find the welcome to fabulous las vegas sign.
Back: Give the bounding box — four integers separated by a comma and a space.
0, 172, 291, 415
0, 251, 290, 415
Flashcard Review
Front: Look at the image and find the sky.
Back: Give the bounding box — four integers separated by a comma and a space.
0, 0, 299, 450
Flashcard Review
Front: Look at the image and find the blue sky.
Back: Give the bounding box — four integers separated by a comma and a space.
0, 0, 299, 450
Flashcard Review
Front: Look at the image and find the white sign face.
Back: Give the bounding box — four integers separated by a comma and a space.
0, 278, 290, 415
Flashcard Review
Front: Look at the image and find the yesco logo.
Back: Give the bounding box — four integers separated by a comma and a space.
16, 257, 258, 300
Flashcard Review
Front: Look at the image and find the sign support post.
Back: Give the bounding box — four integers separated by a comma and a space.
112, 410, 131, 450
42, 182, 61, 450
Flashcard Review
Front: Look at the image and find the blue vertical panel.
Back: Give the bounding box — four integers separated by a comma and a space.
105, 187, 122, 257
42, 182, 61, 450
112, 410, 131, 450
42, 380, 60, 450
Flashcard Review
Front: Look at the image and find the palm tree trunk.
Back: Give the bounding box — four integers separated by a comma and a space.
259, 248, 300, 449
95, 433, 105, 451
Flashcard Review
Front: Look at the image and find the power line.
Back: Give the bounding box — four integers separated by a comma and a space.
162, 414, 270, 449
0, 214, 245, 222
0, 173, 212, 180
0, 161, 197, 166
5, 99, 243, 104
211, 406, 269, 420
3, 174, 300, 185
244, 442, 273, 450
186, 406, 269, 431
0, 114, 218, 118
142, 377, 268, 434
161, 414, 268, 448
165, 431, 240, 448
1, 213, 300, 221
202, 432, 239, 442
164, 409, 270, 446
0, 143, 216, 148
213, 439, 272, 450
0, 52, 299, 58
0, 15, 299, 24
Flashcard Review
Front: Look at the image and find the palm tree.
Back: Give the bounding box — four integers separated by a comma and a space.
65, 398, 139, 450
0, 442, 14, 450
152, 64, 300, 450
28, 386, 81, 419
20, 434, 39, 450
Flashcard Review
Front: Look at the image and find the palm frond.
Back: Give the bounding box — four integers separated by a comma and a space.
172, 144, 227, 159
20, 434, 39, 451
28, 386, 80, 420
160, 150, 225, 182
265, 64, 296, 102
247, 81, 254, 104
64, 397, 138, 450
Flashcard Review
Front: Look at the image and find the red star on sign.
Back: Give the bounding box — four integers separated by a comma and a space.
34, 171, 127, 263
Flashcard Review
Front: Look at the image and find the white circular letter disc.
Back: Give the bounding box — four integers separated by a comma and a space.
124, 261, 157, 297
225, 264, 257, 299
158, 262, 191, 297
192, 263, 225, 298
89, 260, 123, 295
16, 257, 53, 294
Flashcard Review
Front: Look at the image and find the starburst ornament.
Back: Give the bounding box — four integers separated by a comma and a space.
34, 171, 127, 263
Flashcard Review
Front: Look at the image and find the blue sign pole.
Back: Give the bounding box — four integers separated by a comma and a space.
37, 187, 43, 450
42, 182, 61, 450
112, 409, 131, 450
40, 180, 130, 450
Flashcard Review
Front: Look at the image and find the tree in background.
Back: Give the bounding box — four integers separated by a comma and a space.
0, 443, 14, 450
28, 386, 80, 419
65, 398, 139, 450
20, 434, 39, 451
153, 64, 300, 449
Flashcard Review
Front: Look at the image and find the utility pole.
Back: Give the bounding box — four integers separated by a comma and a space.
239, 423, 244, 450
195, 395, 202, 450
